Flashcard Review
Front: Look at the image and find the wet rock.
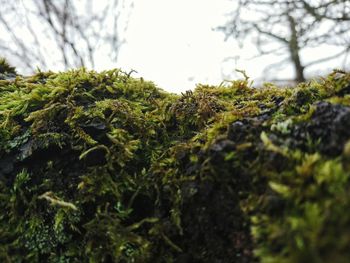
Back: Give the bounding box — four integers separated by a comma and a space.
293, 102, 350, 155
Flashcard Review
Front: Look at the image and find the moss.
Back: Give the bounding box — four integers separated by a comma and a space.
1, 66, 350, 262
0, 57, 16, 76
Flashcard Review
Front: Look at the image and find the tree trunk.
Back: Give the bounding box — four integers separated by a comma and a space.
288, 14, 305, 83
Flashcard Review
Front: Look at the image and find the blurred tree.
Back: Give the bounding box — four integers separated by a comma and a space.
0, 0, 133, 72
301, 0, 350, 21
219, 0, 350, 83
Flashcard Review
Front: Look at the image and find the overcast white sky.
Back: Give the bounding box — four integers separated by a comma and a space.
110, 0, 260, 93
109, 0, 347, 93
2, 0, 347, 93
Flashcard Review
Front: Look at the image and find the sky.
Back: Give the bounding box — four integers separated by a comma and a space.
113, 0, 249, 92
108, 0, 349, 93
2, 0, 348, 93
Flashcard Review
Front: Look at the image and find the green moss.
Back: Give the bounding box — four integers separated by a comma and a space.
0, 57, 16, 75
1, 66, 350, 262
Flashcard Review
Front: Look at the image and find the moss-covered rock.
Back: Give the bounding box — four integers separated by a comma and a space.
1, 60, 350, 262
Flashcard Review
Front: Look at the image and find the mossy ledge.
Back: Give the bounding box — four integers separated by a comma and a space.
1, 60, 350, 262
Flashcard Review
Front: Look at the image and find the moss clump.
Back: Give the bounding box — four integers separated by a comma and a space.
0, 58, 16, 78
1, 66, 350, 262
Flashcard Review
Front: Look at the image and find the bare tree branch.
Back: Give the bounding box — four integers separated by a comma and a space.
0, 0, 132, 73
305, 46, 350, 67
218, 0, 350, 82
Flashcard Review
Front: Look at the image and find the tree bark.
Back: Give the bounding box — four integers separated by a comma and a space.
288, 13, 305, 83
